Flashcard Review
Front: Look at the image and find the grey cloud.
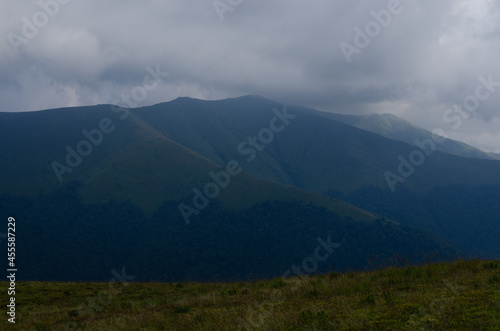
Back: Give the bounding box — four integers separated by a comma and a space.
1, 0, 500, 151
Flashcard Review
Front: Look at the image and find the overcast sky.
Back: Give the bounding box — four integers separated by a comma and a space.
1, 0, 500, 152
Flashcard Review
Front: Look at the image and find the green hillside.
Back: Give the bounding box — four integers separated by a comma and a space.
0, 102, 373, 219
1, 95, 499, 282
1, 100, 461, 282
132, 96, 500, 195
1, 259, 498, 330
0, 102, 387, 218
130, 96, 500, 257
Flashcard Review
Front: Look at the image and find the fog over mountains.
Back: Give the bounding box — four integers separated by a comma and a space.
3, 1, 500, 153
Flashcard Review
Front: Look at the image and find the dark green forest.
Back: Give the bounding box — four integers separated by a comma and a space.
328, 184, 500, 258
0, 182, 458, 282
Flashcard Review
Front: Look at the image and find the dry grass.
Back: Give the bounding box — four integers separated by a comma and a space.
1, 259, 499, 330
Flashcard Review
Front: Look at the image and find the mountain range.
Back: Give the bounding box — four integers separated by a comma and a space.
325, 111, 500, 160
1, 95, 499, 281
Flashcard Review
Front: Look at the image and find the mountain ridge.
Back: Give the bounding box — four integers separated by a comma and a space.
321, 111, 499, 160
2, 95, 499, 282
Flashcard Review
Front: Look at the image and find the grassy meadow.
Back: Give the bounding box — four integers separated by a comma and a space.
1, 259, 499, 330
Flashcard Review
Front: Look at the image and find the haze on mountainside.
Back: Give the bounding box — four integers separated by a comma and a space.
2, 1, 500, 152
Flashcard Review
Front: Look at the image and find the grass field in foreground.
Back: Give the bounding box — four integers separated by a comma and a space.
1, 259, 499, 330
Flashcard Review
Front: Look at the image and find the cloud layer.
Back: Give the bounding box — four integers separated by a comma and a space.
2, 0, 500, 151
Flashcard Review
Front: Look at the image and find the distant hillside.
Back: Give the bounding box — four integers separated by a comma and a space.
2, 259, 499, 330
323, 112, 499, 160
2, 95, 500, 282
0, 101, 457, 282
491, 152, 500, 159
130, 96, 500, 258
